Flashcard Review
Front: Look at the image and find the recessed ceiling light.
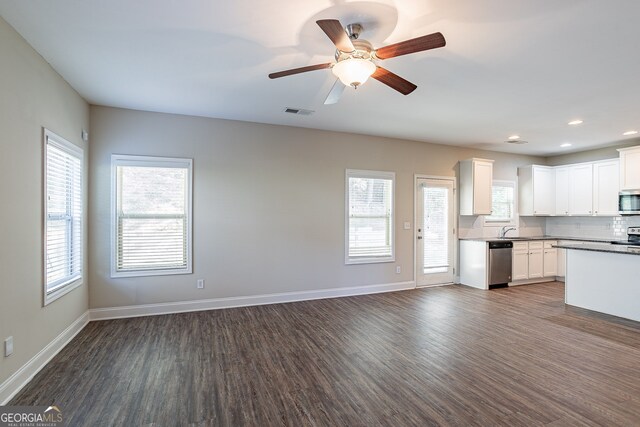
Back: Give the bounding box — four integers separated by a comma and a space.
508, 135, 520, 140
568, 119, 583, 126
560, 143, 572, 148
623, 130, 638, 136
505, 140, 528, 145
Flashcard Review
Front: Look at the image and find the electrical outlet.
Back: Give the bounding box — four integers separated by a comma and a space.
5, 336, 13, 357
196, 279, 204, 289
396, 266, 401, 274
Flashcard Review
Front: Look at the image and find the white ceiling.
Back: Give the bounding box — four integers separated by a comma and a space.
2, 0, 640, 156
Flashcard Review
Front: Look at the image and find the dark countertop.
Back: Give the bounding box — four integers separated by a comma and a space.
554, 242, 640, 256
459, 236, 614, 243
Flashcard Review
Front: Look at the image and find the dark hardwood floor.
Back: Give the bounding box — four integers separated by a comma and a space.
10, 282, 640, 426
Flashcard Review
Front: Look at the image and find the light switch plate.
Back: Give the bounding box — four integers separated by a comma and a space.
197, 279, 204, 289
4, 336, 13, 357
403, 222, 411, 230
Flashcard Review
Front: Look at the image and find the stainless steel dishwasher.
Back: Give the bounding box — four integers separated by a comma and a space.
488, 241, 513, 288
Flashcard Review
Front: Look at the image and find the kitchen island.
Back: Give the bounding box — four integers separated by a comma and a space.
556, 242, 640, 322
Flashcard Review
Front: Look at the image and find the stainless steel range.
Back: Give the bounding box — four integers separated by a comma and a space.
611, 227, 640, 246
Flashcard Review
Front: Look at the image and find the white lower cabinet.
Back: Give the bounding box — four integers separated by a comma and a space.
512, 243, 529, 281
511, 240, 557, 282
543, 241, 558, 277
557, 248, 566, 277
528, 242, 544, 279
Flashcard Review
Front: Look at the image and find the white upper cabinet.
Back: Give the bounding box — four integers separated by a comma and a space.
618, 146, 640, 190
521, 159, 619, 217
568, 164, 593, 215
459, 158, 494, 215
556, 163, 595, 216
555, 167, 570, 216
518, 165, 555, 216
593, 159, 620, 216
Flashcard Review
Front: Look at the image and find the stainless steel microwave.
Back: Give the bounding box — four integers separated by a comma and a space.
619, 190, 640, 215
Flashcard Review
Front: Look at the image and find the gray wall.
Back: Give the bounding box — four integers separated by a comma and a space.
0, 17, 89, 386
89, 106, 545, 309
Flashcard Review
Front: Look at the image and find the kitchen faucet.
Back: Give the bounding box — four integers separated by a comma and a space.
500, 226, 516, 238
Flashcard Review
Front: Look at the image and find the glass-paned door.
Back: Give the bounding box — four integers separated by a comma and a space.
416, 178, 455, 286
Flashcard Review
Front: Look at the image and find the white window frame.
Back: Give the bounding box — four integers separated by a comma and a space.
43, 129, 83, 306
484, 180, 517, 227
345, 169, 395, 265
111, 154, 193, 278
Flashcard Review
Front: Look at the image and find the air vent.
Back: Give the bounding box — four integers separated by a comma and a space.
505, 140, 528, 145
284, 107, 314, 116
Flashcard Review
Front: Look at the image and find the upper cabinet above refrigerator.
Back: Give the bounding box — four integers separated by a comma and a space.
618, 146, 640, 190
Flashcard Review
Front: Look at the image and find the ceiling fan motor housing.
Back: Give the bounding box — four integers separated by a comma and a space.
335, 39, 374, 61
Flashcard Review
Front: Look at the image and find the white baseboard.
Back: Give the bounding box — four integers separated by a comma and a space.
90, 280, 416, 321
0, 311, 89, 405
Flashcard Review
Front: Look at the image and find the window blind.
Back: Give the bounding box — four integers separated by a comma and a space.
347, 173, 394, 260
486, 184, 514, 222
45, 137, 82, 294
115, 164, 189, 273
423, 186, 449, 272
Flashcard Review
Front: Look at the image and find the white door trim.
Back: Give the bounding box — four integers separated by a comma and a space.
413, 174, 458, 287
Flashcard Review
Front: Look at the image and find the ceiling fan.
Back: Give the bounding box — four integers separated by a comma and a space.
268, 19, 446, 104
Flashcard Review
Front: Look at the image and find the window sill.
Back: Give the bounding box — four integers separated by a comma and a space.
44, 278, 82, 306
345, 256, 395, 265
111, 267, 192, 279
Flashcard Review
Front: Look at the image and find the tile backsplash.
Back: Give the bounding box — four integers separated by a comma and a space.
459, 215, 640, 240
458, 215, 546, 239
545, 216, 640, 240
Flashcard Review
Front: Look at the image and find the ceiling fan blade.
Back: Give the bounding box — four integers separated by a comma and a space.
375, 32, 446, 60
324, 79, 346, 105
268, 63, 333, 79
371, 67, 417, 95
316, 19, 355, 53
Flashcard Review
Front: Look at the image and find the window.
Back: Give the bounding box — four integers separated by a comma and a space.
485, 180, 516, 224
44, 129, 83, 305
111, 155, 192, 277
345, 169, 395, 264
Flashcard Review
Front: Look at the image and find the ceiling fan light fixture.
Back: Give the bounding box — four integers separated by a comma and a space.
332, 58, 376, 88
